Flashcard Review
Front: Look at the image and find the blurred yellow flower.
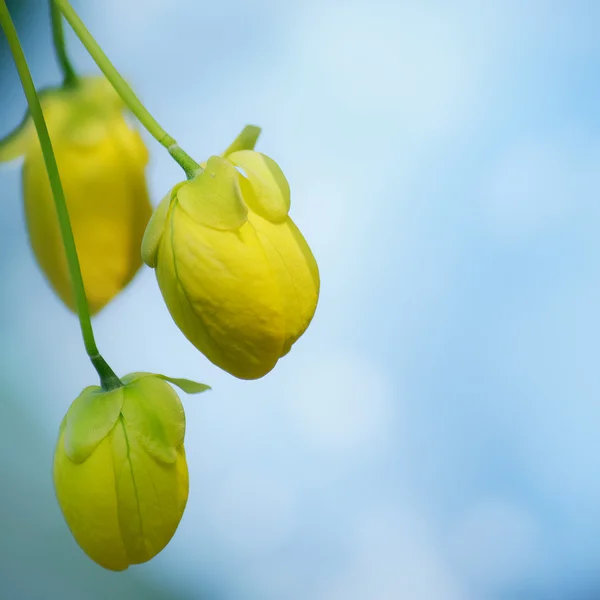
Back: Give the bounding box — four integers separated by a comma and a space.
0, 77, 151, 314
53, 372, 208, 571
142, 134, 320, 380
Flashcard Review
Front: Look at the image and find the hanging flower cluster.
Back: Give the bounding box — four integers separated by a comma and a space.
0, 0, 319, 570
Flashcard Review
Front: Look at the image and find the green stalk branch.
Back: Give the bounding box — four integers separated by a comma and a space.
54, 0, 201, 180
50, 0, 78, 88
0, 0, 121, 390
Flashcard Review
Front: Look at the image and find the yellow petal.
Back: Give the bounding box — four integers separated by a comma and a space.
228, 151, 291, 223
156, 204, 285, 379
120, 376, 185, 464
222, 124, 261, 157
248, 212, 320, 355
64, 385, 124, 463
23, 113, 152, 314
176, 156, 248, 231
141, 186, 181, 268
110, 418, 188, 565
54, 432, 129, 571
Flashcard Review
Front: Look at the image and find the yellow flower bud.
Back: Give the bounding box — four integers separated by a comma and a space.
0, 77, 152, 314
142, 136, 320, 380
53, 372, 208, 571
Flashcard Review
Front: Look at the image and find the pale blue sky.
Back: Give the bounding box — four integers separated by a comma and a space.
2, 1, 600, 598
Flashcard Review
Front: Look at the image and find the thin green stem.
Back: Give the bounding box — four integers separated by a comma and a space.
0, 0, 121, 391
50, 0, 78, 88
54, 0, 201, 180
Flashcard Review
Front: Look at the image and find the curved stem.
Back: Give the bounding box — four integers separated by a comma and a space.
54, 0, 201, 180
0, 0, 121, 391
50, 0, 78, 88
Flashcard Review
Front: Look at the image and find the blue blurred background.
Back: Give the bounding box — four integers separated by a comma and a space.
2, 0, 600, 598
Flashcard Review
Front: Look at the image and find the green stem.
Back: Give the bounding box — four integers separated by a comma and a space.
0, 0, 121, 391
50, 0, 78, 88
54, 0, 201, 180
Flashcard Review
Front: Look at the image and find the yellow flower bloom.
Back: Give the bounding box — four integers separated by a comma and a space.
142, 130, 320, 380
0, 77, 151, 314
53, 372, 208, 571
